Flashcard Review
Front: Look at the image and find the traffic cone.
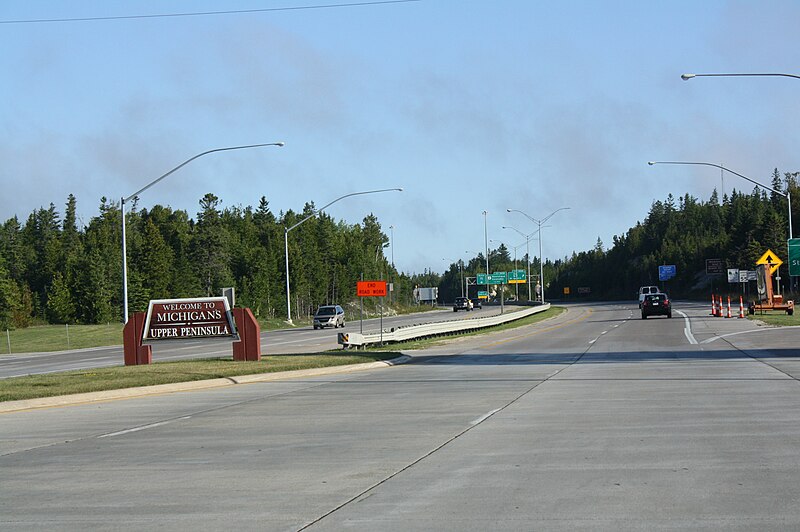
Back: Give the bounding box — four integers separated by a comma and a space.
719, 295, 724, 317
738, 296, 745, 319
726, 296, 732, 318
711, 293, 716, 316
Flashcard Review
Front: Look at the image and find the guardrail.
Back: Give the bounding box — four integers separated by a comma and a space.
338, 303, 551, 348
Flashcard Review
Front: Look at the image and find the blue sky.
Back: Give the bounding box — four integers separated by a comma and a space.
2, 0, 800, 275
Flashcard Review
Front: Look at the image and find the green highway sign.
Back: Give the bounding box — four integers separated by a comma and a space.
508, 269, 526, 283
477, 272, 508, 284
477, 290, 488, 298
488, 272, 507, 284
790, 239, 800, 276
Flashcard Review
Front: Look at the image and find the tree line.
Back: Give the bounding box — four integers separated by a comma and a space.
438, 169, 798, 303
548, 169, 798, 300
0, 193, 422, 329
2, 168, 796, 329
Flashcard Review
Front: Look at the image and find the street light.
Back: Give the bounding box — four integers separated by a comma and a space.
506, 207, 570, 304
647, 161, 792, 241
283, 187, 403, 324
482, 210, 489, 301
120, 142, 284, 323
682, 72, 800, 81
389, 225, 394, 303
503, 225, 539, 301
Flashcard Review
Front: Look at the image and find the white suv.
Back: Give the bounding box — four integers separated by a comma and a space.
313, 305, 345, 329
638, 286, 660, 308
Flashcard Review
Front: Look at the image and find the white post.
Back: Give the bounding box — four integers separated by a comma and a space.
6, 329, 10, 354
284, 228, 292, 324
539, 220, 545, 303
121, 197, 129, 323
526, 235, 531, 301
66, 324, 70, 350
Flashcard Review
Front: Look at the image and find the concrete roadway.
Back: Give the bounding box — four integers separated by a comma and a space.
0, 305, 495, 378
2, 301, 800, 530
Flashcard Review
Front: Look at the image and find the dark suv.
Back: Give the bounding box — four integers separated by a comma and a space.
641, 293, 671, 319
453, 297, 473, 312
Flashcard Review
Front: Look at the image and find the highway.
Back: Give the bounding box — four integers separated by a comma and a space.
0, 305, 501, 379
3, 301, 800, 530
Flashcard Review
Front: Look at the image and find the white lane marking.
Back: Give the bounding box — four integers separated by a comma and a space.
98, 416, 191, 439
700, 325, 800, 344
600, 331, 608, 335
676, 310, 697, 344
588, 338, 598, 345
471, 408, 501, 426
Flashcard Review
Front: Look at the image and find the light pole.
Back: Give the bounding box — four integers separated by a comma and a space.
388, 225, 394, 303
483, 210, 490, 301
120, 142, 284, 323
503, 225, 538, 301
648, 161, 793, 291
682, 72, 800, 81
647, 161, 792, 241
284, 187, 402, 324
507, 207, 570, 304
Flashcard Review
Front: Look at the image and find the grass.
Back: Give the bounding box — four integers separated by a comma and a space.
364, 306, 566, 351
747, 312, 799, 327
1, 323, 123, 354
0, 353, 400, 402
1, 304, 447, 355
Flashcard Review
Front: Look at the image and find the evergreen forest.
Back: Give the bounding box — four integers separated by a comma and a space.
1, 169, 797, 329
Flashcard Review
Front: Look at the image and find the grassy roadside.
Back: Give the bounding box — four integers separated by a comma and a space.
1, 304, 444, 355
0, 353, 400, 402
746, 312, 799, 326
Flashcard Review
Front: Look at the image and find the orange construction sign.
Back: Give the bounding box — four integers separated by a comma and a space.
357, 280, 387, 297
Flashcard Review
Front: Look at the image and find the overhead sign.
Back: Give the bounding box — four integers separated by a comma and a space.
756, 249, 782, 274
488, 272, 507, 284
789, 239, 800, 276
658, 265, 676, 281
508, 269, 526, 284
706, 258, 724, 275
357, 280, 387, 297
477, 273, 507, 284
142, 297, 237, 341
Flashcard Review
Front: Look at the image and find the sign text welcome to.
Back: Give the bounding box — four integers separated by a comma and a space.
142, 297, 238, 341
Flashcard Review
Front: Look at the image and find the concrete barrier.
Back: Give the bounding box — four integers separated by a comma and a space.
338, 303, 551, 348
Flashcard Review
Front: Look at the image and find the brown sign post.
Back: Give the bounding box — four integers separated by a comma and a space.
123, 297, 261, 365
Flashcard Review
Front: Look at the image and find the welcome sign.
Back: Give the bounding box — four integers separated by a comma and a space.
142, 297, 238, 341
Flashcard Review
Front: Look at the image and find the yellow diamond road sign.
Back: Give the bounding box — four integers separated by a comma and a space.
756, 249, 783, 274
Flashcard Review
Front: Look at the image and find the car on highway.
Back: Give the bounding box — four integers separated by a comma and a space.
313, 305, 346, 329
638, 285, 660, 308
470, 298, 482, 309
453, 296, 473, 312
641, 293, 671, 319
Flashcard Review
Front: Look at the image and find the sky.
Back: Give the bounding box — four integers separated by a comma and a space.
2, 0, 800, 275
